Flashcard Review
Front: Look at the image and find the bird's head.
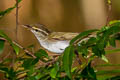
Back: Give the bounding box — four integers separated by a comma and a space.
22, 24, 51, 38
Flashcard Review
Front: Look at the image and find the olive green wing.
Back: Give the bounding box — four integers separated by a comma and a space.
49, 32, 79, 41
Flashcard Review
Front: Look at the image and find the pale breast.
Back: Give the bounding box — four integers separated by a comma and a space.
40, 40, 70, 54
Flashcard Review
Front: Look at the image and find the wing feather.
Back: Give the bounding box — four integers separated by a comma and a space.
48, 32, 79, 41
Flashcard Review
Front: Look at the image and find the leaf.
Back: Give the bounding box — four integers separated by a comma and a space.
0, 30, 20, 55
96, 69, 120, 75
86, 37, 97, 46
109, 37, 116, 47
0, 30, 12, 43
106, 48, 120, 54
109, 20, 120, 25
11, 44, 20, 55
97, 75, 114, 80
0, 40, 5, 54
62, 45, 74, 79
22, 58, 33, 69
71, 67, 77, 73
92, 46, 105, 57
107, 76, 120, 80
50, 62, 59, 78
105, 24, 120, 36
35, 73, 42, 80
101, 55, 109, 63
22, 58, 39, 70
27, 67, 35, 76
70, 29, 98, 44
0, 7, 14, 19
31, 58, 39, 66
50, 68, 57, 78
7, 68, 16, 79
35, 49, 48, 58
95, 64, 120, 67
0, 0, 22, 19
81, 62, 96, 80
0, 67, 9, 73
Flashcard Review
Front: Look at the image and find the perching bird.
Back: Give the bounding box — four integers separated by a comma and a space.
22, 24, 79, 54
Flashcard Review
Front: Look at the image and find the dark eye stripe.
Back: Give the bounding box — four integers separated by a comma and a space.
40, 31, 47, 36
35, 29, 48, 36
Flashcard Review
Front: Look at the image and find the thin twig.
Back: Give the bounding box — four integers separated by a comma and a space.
15, 0, 19, 41
0, 51, 11, 63
74, 50, 82, 65
12, 41, 36, 58
0, 37, 36, 58
106, 0, 112, 26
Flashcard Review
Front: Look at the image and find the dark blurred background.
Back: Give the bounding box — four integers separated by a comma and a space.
0, 0, 120, 68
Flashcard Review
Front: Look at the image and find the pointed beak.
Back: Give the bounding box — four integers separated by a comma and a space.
22, 25, 33, 30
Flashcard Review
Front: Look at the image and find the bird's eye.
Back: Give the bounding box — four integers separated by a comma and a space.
35, 29, 39, 32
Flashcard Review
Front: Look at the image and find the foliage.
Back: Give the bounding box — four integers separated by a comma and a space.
0, 0, 22, 19
0, 20, 120, 80
1, 0, 120, 80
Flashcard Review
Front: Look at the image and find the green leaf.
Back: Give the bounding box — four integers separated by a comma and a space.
22, 58, 39, 70
101, 55, 109, 63
88, 64, 96, 80
31, 58, 39, 65
97, 75, 114, 80
22, 58, 33, 69
71, 67, 77, 73
107, 76, 120, 80
27, 67, 35, 76
7, 68, 16, 79
0, 7, 15, 19
0, 30, 12, 43
35, 49, 48, 58
95, 64, 120, 67
35, 73, 42, 80
50, 68, 57, 78
0, 40, 5, 54
96, 69, 120, 75
81, 62, 96, 80
106, 48, 120, 54
92, 46, 105, 57
11, 44, 20, 55
0, 0, 22, 19
63, 45, 74, 79
0, 67, 9, 73
50, 62, 59, 78
109, 20, 120, 25
70, 29, 98, 44
86, 37, 97, 46
109, 37, 116, 47
105, 24, 120, 36
0, 30, 20, 55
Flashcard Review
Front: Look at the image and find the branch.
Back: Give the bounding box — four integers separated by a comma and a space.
106, 0, 112, 26
0, 37, 36, 58
0, 51, 11, 63
15, 0, 19, 41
